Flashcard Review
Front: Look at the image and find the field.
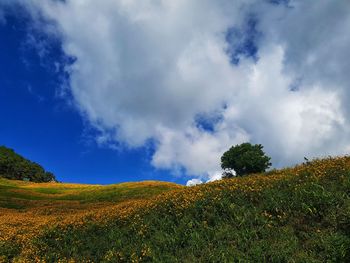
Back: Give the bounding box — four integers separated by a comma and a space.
1, 157, 350, 262
0, 179, 183, 262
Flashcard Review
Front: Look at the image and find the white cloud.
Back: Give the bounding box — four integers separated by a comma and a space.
6, 0, 350, 180
152, 125, 249, 176
206, 171, 224, 183
186, 178, 203, 187
186, 169, 232, 186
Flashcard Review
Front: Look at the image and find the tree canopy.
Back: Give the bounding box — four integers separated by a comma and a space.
0, 146, 56, 182
221, 143, 271, 177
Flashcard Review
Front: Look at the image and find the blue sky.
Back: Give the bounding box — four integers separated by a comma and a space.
1, 1, 350, 185
0, 7, 183, 185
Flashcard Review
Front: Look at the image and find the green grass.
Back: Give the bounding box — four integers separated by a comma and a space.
58, 183, 182, 203
33, 188, 66, 194
1, 157, 350, 262
0, 179, 182, 208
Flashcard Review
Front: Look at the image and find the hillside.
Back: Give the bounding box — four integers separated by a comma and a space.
0, 179, 183, 262
0, 146, 55, 183
1, 157, 350, 262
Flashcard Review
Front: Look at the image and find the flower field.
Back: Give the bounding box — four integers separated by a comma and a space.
1, 156, 350, 262
0, 180, 182, 262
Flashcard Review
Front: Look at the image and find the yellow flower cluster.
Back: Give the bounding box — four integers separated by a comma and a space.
1, 156, 349, 262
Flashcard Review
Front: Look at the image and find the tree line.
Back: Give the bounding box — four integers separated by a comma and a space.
0, 146, 56, 183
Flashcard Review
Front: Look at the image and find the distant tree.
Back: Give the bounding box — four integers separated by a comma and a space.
221, 143, 271, 177
0, 146, 56, 182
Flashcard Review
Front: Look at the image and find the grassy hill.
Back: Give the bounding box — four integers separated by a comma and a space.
1, 157, 350, 262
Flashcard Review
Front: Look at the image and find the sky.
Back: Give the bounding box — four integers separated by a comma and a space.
1, 0, 350, 185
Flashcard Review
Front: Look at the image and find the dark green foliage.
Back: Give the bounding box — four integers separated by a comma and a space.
0, 239, 20, 262
0, 146, 56, 182
221, 142, 271, 176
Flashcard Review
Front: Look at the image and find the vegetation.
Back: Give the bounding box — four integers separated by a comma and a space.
0, 146, 56, 183
0, 179, 182, 262
221, 142, 272, 177
0, 156, 349, 262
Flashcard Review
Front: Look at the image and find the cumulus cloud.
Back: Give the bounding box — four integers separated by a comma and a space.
6, 0, 350, 181
186, 178, 203, 187
206, 171, 225, 183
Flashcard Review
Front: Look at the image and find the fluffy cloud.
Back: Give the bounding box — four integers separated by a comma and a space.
186, 178, 203, 187
6, 0, 350, 182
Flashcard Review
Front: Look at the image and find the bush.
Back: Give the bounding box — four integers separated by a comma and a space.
221, 143, 271, 177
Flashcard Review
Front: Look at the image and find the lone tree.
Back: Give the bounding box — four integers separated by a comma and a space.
221, 143, 271, 177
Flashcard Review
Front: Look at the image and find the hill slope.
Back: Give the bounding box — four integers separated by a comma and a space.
0, 179, 183, 262
1, 157, 350, 262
